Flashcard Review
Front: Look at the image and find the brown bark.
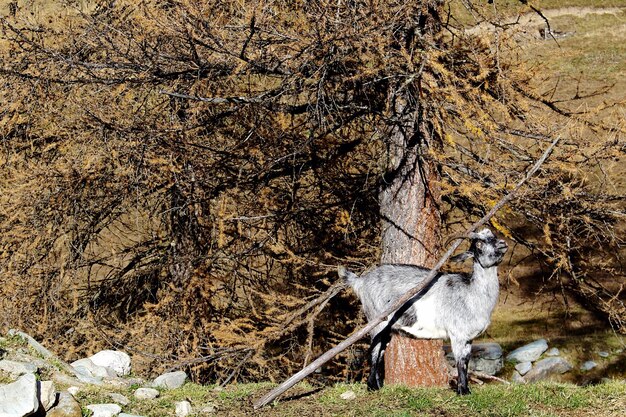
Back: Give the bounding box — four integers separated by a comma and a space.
379, 94, 448, 386
384, 335, 448, 386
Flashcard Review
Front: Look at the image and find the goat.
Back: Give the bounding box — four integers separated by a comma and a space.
338, 228, 508, 394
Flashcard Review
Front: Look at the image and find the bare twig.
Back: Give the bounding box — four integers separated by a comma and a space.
253, 137, 559, 409
470, 371, 511, 385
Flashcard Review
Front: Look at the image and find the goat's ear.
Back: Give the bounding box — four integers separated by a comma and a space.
451, 251, 473, 263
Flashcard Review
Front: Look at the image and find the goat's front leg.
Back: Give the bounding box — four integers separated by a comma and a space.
451, 339, 472, 395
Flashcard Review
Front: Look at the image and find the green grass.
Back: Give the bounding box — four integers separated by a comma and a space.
70, 380, 625, 417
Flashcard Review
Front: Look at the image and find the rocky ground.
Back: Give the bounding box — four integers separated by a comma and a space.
1, 328, 622, 417
0, 330, 213, 417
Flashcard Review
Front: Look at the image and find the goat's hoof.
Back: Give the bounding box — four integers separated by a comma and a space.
367, 377, 383, 391
367, 382, 382, 391
457, 386, 471, 395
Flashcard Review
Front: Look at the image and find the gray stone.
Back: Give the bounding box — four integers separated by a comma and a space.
75, 372, 104, 385
71, 358, 116, 379
511, 370, 526, 384
108, 392, 130, 406
175, 401, 192, 417
119, 414, 146, 417
50, 371, 81, 387
598, 351, 610, 358
444, 343, 503, 376
6, 331, 79, 378
63, 361, 105, 385
581, 360, 597, 371
67, 386, 81, 397
50, 370, 102, 388
468, 343, 503, 375
85, 403, 122, 417
39, 380, 58, 411
89, 351, 131, 377
47, 391, 82, 417
514, 361, 532, 376
0, 373, 39, 417
545, 348, 560, 357
152, 371, 187, 389
506, 339, 548, 363
340, 390, 356, 400
4, 351, 51, 373
7, 330, 55, 359
0, 359, 38, 376
524, 357, 572, 382
134, 387, 160, 400
5, 352, 50, 371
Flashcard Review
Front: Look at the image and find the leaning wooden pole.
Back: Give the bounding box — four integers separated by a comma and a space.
253, 137, 559, 409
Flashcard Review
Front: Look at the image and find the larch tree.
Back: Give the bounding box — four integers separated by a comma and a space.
0, 0, 623, 385
377, 0, 450, 387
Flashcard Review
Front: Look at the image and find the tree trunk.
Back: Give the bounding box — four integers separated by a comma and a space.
379, 93, 448, 387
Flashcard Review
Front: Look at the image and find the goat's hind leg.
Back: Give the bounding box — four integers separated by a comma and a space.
451, 339, 472, 395
367, 322, 391, 391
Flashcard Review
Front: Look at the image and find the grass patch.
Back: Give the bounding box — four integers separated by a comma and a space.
524, 11, 626, 81
21, 380, 626, 416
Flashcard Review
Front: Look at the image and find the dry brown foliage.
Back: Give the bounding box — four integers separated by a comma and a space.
0, 0, 623, 383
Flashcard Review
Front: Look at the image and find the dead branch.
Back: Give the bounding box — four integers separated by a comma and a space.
253, 137, 559, 409
470, 371, 511, 385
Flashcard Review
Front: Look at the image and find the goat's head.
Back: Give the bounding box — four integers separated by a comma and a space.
451, 228, 508, 268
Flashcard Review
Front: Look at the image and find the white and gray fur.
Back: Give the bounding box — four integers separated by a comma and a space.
339, 228, 508, 394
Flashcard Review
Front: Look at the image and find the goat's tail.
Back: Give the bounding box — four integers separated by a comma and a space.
337, 266, 359, 287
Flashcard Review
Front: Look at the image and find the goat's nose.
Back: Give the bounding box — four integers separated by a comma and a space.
497, 240, 508, 251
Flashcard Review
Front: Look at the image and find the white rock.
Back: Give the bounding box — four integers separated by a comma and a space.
152, 371, 187, 389
50, 371, 88, 388
514, 361, 532, 376
340, 390, 356, 400
134, 387, 160, 400
119, 414, 146, 417
581, 360, 597, 371
67, 386, 81, 397
524, 357, 572, 382
89, 351, 131, 376
85, 403, 122, 417
71, 358, 116, 378
109, 392, 130, 406
39, 380, 58, 411
0, 359, 38, 376
506, 339, 549, 363
47, 391, 82, 417
0, 373, 39, 417
545, 348, 560, 357
175, 400, 193, 417
598, 351, 609, 358
75, 372, 104, 385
